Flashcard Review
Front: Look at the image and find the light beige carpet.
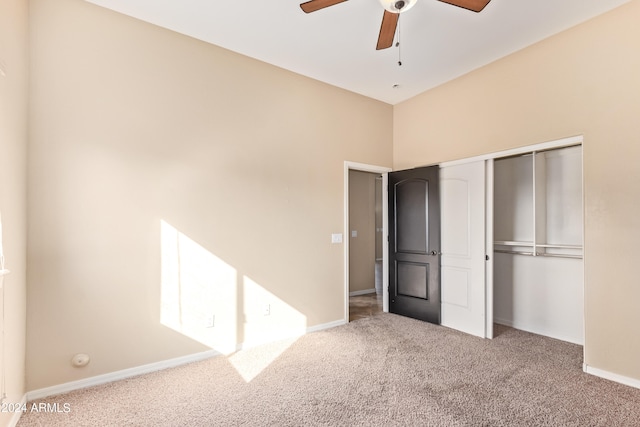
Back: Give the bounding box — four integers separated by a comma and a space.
18, 313, 640, 426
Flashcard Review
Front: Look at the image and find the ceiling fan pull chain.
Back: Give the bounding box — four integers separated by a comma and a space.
397, 15, 402, 66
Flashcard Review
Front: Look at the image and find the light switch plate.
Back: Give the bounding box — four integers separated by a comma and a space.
331, 233, 343, 244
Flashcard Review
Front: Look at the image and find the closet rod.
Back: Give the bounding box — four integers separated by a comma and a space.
538, 253, 583, 260
494, 249, 582, 260
494, 249, 534, 256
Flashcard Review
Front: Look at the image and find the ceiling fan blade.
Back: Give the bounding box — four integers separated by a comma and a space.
300, 0, 348, 13
376, 10, 399, 50
437, 0, 491, 12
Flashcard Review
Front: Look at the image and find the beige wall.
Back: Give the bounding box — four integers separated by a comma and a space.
0, 0, 28, 423
27, 0, 392, 390
23, 0, 640, 395
394, 0, 640, 381
348, 170, 377, 293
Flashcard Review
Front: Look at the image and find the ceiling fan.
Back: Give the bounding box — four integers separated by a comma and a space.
300, 0, 492, 50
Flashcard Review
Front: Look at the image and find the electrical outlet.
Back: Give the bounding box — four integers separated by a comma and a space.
263, 304, 271, 316
204, 314, 215, 328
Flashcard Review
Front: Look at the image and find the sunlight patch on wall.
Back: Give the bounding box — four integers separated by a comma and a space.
160, 221, 308, 381
226, 275, 306, 382
241, 275, 307, 348
160, 220, 237, 354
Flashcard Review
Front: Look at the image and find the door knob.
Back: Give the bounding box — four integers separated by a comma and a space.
430, 250, 440, 256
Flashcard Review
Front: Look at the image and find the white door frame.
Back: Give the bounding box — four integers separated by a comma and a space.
344, 162, 392, 322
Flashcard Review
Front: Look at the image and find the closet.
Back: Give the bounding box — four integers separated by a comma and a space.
493, 145, 583, 344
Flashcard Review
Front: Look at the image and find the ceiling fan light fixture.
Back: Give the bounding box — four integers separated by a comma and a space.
379, 0, 417, 14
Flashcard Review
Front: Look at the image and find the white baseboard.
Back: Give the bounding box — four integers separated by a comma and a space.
349, 288, 376, 296
7, 394, 27, 427
583, 364, 640, 390
493, 317, 513, 327
27, 349, 220, 401
238, 319, 347, 350
493, 318, 583, 345
26, 319, 347, 401
307, 319, 346, 333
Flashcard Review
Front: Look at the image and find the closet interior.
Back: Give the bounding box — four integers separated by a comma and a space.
493, 144, 584, 344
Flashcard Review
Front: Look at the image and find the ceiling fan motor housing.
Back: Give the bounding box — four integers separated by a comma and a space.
379, 0, 417, 13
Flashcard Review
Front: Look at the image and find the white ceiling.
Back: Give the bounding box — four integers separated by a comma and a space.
85, 0, 630, 105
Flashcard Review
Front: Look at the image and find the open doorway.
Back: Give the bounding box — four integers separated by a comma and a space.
344, 162, 391, 322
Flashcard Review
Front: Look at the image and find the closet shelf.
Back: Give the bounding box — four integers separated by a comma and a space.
494, 240, 533, 247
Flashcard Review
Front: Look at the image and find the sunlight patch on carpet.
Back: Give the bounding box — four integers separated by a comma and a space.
229, 337, 299, 382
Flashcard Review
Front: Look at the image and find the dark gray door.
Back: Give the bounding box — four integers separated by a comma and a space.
388, 166, 441, 324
